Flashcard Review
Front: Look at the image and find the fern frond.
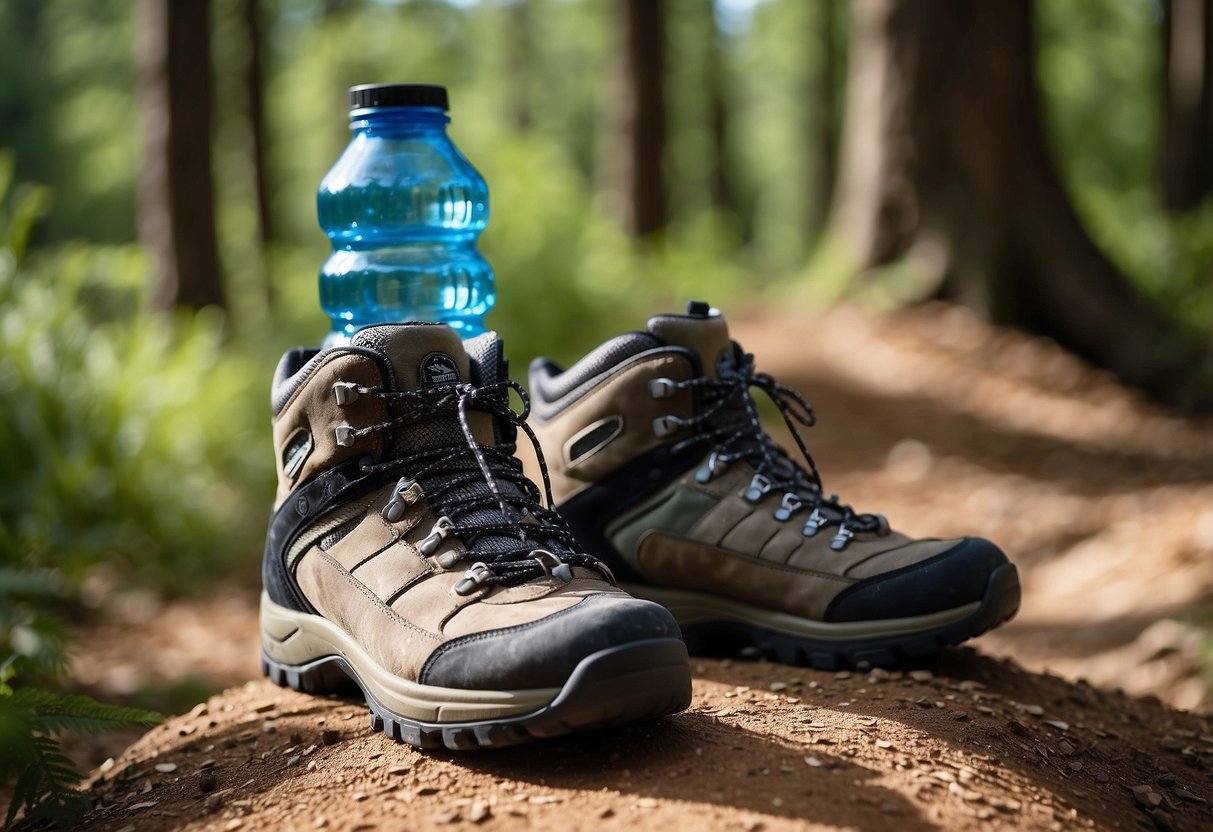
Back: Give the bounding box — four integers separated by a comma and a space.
11, 689, 162, 735
4, 734, 92, 828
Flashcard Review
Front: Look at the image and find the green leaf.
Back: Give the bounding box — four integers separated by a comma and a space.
11, 688, 161, 735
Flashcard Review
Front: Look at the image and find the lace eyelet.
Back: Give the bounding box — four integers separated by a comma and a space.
454, 561, 493, 596
648, 378, 678, 399
773, 493, 802, 521
802, 509, 827, 537
334, 425, 357, 447
418, 516, 454, 555
652, 415, 683, 437
381, 477, 423, 522
830, 525, 854, 551
743, 474, 773, 503
333, 382, 360, 405
531, 549, 573, 583
695, 452, 725, 484
436, 550, 463, 570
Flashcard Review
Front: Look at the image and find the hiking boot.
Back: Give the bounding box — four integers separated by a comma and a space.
260, 323, 691, 750
525, 302, 1020, 670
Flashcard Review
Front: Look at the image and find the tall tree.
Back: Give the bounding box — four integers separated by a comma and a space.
506, 0, 534, 132
241, 0, 273, 245
829, 0, 1212, 409
705, 3, 734, 215
1162, 0, 1213, 213
135, 0, 225, 311
805, 0, 839, 238
605, 0, 668, 237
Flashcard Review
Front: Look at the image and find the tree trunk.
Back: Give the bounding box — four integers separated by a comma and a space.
829, 0, 1212, 410
507, 0, 533, 132
135, 0, 225, 311
805, 0, 839, 238
242, 0, 273, 245
1162, 0, 1213, 213
705, 5, 734, 215
605, 0, 668, 237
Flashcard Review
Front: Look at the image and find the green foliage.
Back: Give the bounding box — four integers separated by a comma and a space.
0, 154, 273, 587
0, 567, 72, 688
0, 564, 161, 828
0, 685, 161, 828
1037, 0, 1213, 325
0, 0, 137, 243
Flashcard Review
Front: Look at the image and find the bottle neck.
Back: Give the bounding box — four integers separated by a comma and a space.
349, 106, 450, 137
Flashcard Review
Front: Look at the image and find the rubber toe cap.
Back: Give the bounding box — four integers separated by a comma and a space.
419, 594, 684, 690
824, 537, 1012, 623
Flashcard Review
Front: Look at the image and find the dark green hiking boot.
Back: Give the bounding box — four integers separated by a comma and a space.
260, 323, 691, 750
525, 302, 1020, 670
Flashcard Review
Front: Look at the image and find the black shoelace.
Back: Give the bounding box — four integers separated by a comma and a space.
340, 379, 612, 592
666, 347, 888, 550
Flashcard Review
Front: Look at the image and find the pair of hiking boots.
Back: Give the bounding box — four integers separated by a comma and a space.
260, 302, 1021, 750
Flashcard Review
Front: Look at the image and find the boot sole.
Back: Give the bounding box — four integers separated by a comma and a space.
620, 563, 1020, 670
259, 593, 692, 750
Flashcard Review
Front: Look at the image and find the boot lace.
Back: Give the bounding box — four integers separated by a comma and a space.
337, 378, 613, 592
662, 347, 888, 551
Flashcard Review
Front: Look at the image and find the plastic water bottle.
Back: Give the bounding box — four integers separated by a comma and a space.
318, 83, 494, 345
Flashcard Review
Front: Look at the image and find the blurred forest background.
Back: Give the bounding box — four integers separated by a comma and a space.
1, 0, 1212, 743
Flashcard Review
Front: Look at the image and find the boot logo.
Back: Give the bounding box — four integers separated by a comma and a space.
419, 352, 460, 387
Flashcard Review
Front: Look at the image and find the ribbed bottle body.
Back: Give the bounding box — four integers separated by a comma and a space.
318, 104, 493, 344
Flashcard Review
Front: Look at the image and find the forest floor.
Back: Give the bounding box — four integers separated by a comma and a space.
60, 303, 1213, 831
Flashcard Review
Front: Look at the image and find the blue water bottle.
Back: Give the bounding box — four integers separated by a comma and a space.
318, 83, 494, 345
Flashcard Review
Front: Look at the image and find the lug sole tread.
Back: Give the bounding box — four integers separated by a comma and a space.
262, 638, 691, 751
677, 563, 1021, 671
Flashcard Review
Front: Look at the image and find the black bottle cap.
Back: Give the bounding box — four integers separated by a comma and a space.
348, 84, 449, 113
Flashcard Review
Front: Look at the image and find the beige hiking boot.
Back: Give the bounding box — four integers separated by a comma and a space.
525, 302, 1020, 670
260, 323, 691, 750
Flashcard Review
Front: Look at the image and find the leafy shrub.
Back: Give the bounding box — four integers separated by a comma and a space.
0, 152, 272, 588
0, 568, 161, 828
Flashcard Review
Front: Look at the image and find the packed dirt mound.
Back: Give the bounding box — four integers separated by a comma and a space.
76, 652, 1213, 831
57, 303, 1213, 830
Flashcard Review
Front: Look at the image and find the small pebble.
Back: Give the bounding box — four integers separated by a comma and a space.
469, 801, 492, 823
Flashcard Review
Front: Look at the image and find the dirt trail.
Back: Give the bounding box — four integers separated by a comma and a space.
60, 304, 1213, 831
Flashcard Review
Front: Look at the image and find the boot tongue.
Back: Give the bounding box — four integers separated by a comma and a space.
350, 322, 498, 447
646, 301, 733, 378
350, 323, 471, 392
350, 324, 557, 558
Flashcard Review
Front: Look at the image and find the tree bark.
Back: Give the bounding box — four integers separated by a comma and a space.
242, 0, 273, 245
829, 0, 1212, 410
135, 0, 225, 311
605, 0, 668, 237
1162, 0, 1213, 213
705, 5, 734, 215
805, 0, 839, 238
507, 0, 533, 132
